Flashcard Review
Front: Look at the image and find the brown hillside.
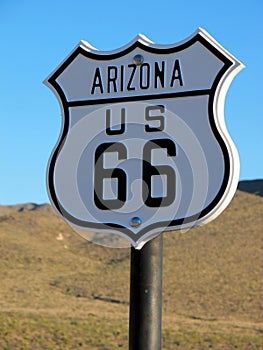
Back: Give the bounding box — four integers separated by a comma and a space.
0, 190, 262, 349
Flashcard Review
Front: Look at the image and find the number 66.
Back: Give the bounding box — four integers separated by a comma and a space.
94, 138, 176, 210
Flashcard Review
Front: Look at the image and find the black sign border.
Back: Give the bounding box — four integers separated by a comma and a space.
47, 32, 234, 246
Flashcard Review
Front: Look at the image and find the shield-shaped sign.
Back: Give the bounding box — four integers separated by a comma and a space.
45, 28, 244, 249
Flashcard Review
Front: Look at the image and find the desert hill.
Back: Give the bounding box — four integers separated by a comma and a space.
0, 202, 53, 214
0, 189, 262, 349
238, 179, 263, 197
0, 180, 262, 216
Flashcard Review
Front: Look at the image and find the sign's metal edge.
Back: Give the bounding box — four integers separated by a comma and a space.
45, 29, 244, 249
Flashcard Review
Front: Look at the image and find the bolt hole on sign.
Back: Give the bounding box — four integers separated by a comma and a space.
44, 28, 244, 249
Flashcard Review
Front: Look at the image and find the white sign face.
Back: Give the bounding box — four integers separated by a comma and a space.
45, 28, 244, 249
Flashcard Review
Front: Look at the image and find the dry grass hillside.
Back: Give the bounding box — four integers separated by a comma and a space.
0, 189, 262, 349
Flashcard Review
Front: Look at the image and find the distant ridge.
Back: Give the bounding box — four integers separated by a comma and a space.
0, 180, 262, 214
238, 179, 263, 197
0, 203, 53, 214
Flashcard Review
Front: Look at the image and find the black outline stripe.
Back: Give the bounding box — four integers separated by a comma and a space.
67, 89, 211, 107
47, 33, 234, 246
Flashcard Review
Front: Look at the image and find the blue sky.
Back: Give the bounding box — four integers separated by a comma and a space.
0, 0, 262, 205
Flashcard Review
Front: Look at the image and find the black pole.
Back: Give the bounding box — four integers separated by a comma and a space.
129, 234, 163, 350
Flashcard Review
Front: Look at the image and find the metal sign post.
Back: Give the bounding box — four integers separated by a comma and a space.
129, 234, 163, 350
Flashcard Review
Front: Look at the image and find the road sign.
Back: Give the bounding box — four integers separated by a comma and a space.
45, 28, 244, 249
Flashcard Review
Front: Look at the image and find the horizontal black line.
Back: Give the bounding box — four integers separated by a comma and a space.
67, 89, 211, 107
